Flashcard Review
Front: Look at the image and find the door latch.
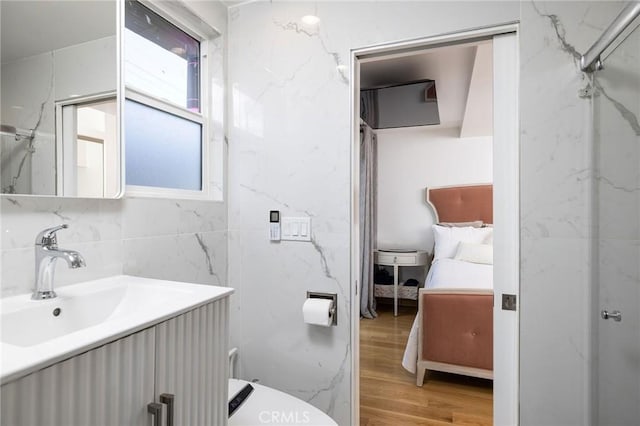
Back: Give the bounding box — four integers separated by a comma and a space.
502, 294, 517, 311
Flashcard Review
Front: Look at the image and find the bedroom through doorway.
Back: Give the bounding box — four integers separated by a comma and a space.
351, 26, 519, 426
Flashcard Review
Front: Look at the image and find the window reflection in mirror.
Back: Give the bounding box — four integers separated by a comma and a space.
59, 97, 118, 198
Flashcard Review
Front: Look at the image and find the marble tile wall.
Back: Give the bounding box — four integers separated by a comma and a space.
592, 14, 639, 425
1, 36, 117, 195
519, 2, 633, 425
227, 2, 519, 424
1, 196, 123, 296
0, 196, 228, 298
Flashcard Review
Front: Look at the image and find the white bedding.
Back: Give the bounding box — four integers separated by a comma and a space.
401, 258, 493, 373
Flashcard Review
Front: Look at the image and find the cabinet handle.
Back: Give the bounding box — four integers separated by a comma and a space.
147, 402, 162, 426
160, 393, 175, 426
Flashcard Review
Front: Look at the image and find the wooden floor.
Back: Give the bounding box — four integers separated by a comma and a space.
360, 304, 493, 426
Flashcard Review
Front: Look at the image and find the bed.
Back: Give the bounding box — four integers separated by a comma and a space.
402, 184, 494, 385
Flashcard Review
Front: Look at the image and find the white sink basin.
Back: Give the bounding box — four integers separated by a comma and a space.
1, 275, 233, 384
2, 285, 127, 347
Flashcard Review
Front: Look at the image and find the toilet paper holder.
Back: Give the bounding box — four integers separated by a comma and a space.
306, 291, 337, 326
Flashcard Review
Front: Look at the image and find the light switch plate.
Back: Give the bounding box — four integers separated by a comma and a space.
281, 217, 311, 241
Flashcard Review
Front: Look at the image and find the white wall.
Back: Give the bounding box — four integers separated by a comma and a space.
376, 126, 492, 252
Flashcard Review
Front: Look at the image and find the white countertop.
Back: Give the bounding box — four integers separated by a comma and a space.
1, 275, 233, 384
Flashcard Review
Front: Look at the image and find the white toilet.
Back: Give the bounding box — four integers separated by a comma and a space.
228, 379, 338, 426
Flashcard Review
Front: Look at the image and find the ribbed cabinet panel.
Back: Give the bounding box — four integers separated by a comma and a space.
1, 327, 155, 426
155, 299, 229, 426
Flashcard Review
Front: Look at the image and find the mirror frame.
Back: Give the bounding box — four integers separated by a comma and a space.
0, 0, 123, 200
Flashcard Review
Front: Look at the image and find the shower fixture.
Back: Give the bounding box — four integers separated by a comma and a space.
0, 124, 34, 141
0, 124, 17, 135
581, 2, 640, 72
1, 123, 38, 194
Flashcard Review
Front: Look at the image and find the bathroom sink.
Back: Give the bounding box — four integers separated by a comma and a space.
2, 285, 128, 347
1, 275, 233, 384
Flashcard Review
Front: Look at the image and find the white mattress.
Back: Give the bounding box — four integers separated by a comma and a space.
401, 259, 493, 373
425, 258, 493, 290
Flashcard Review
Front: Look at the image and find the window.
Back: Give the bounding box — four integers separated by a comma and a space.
125, 97, 201, 190
58, 95, 119, 198
124, 0, 208, 196
125, 0, 200, 111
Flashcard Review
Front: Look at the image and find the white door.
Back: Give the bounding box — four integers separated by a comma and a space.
492, 31, 519, 426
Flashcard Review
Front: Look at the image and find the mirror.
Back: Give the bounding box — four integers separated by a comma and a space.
0, 0, 120, 197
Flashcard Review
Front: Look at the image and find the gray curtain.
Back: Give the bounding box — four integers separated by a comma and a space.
360, 122, 377, 319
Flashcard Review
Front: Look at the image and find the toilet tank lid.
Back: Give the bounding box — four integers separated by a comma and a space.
228, 379, 337, 426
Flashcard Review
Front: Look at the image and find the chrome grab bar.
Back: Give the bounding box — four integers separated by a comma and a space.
581, 2, 640, 72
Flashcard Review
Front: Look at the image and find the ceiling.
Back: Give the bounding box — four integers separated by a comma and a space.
218, 0, 252, 7
360, 40, 492, 133
1, 1, 116, 64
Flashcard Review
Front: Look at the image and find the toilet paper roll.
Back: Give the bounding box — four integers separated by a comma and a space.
303, 298, 333, 327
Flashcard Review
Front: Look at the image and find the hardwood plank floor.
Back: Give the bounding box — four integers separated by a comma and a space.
360, 304, 493, 426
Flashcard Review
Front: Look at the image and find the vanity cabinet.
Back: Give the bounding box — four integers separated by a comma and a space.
155, 301, 229, 425
0, 300, 229, 426
1, 328, 155, 426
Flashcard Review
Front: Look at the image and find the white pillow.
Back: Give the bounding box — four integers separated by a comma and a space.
432, 225, 493, 260
484, 230, 494, 246
454, 242, 493, 265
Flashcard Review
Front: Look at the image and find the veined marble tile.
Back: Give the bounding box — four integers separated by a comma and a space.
121, 197, 226, 239
1, 52, 55, 196
1, 53, 54, 136
1, 197, 122, 250
208, 35, 226, 201
519, 236, 593, 426
519, 2, 631, 424
596, 239, 640, 425
54, 36, 116, 100
227, 231, 244, 351
123, 231, 227, 287
593, 24, 640, 240
591, 24, 640, 423
235, 229, 350, 421
520, 2, 612, 240
1, 239, 123, 297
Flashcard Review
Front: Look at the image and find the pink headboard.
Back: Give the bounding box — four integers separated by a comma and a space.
426, 184, 493, 224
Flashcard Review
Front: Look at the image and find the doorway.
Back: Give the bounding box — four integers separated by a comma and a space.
350, 25, 519, 425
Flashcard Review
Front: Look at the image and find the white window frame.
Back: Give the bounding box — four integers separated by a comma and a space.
55, 91, 119, 198
123, 0, 218, 200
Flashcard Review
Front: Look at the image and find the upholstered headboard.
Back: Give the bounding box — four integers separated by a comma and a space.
425, 184, 493, 224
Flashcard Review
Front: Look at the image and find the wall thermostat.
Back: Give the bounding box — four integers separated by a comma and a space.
269, 210, 281, 241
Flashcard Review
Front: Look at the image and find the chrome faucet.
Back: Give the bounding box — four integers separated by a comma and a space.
33, 224, 86, 300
